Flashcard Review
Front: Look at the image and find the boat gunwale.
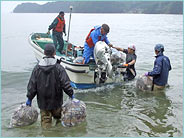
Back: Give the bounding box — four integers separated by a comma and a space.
28, 33, 91, 67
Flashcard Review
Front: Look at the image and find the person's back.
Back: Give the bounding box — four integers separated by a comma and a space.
28, 57, 73, 110
153, 54, 171, 86
26, 44, 73, 129
146, 44, 172, 91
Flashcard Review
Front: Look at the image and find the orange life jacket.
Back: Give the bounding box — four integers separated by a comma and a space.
85, 28, 105, 48
54, 17, 65, 32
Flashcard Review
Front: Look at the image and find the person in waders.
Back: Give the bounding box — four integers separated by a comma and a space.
145, 44, 172, 91
26, 44, 74, 129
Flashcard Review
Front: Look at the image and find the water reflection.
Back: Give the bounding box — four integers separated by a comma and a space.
71, 81, 179, 137
40, 122, 88, 137
121, 85, 175, 137
1, 72, 182, 137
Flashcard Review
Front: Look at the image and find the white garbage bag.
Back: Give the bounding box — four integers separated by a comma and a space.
136, 75, 153, 91
110, 49, 126, 65
61, 98, 86, 127
73, 56, 84, 64
9, 104, 38, 128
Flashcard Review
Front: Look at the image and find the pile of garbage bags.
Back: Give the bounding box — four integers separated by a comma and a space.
9, 104, 38, 128
61, 98, 86, 127
136, 75, 153, 91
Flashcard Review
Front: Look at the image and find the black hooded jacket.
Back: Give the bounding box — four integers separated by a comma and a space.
27, 57, 73, 110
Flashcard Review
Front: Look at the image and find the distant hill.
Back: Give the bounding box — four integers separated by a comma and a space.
13, 1, 183, 14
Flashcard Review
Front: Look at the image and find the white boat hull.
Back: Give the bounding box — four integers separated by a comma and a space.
28, 33, 117, 89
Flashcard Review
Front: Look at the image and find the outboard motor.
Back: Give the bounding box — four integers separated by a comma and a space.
94, 41, 126, 84
94, 41, 113, 76
94, 41, 113, 84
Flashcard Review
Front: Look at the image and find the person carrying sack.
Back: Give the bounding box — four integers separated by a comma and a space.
145, 44, 172, 91
26, 44, 74, 129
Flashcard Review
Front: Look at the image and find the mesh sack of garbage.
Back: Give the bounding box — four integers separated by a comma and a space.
73, 56, 84, 64
110, 49, 125, 65
61, 98, 86, 127
136, 75, 153, 91
9, 104, 38, 128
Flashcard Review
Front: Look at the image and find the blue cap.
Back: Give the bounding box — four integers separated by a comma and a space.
154, 44, 164, 52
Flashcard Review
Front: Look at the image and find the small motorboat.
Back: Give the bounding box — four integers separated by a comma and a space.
28, 32, 126, 89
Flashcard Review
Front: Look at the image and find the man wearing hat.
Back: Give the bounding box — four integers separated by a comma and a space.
113, 44, 137, 81
83, 24, 113, 64
47, 11, 66, 54
145, 44, 172, 91
26, 44, 74, 129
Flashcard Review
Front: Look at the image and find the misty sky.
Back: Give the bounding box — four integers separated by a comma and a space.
1, 1, 49, 13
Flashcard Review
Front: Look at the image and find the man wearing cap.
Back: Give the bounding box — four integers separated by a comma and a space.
47, 11, 66, 54
25, 44, 74, 129
83, 24, 113, 64
145, 44, 171, 91
113, 44, 137, 81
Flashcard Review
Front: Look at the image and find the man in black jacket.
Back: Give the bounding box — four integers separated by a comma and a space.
26, 44, 74, 129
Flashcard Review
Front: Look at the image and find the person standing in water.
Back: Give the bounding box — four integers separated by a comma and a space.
145, 44, 171, 91
113, 44, 137, 81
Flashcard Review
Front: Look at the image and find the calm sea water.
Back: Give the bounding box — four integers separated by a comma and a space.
1, 13, 183, 137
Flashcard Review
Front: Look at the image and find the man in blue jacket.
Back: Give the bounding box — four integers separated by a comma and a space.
145, 44, 172, 91
83, 24, 113, 64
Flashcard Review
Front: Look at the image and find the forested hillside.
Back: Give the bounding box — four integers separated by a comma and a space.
13, 1, 183, 14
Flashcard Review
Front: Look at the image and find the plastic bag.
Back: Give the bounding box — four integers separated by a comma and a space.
73, 56, 84, 64
61, 98, 86, 127
136, 75, 153, 91
9, 104, 38, 128
110, 49, 125, 65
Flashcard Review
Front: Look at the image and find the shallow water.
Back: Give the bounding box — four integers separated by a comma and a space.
1, 13, 183, 137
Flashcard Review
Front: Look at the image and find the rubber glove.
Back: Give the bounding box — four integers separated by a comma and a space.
123, 64, 129, 67
144, 72, 149, 76
26, 99, 32, 106
71, 95, 75, 99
